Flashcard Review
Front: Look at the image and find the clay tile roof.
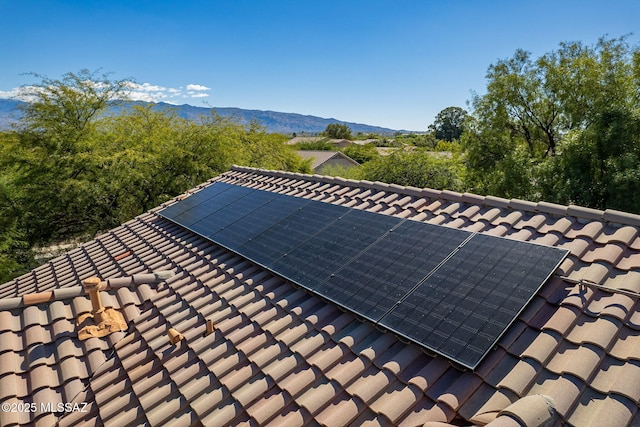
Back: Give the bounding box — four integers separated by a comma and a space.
1, 165, 640, 426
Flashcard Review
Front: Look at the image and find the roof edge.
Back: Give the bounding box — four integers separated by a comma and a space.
228, 166, 640, 227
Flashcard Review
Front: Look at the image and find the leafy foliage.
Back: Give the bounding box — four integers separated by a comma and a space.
323, 123, 353, 139
0, 70, 310, 282
464, 35, 640, 209
295, 139, 337, 151
396, 133, 437, 148
361, 150, 464, 191
341, 143, 379, 164
429, 106, 468, 141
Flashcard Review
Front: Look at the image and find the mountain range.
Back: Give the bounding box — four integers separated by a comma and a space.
0, 99, 408, 135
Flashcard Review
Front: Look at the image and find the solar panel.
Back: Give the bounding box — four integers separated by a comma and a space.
271, 208, 401, 291
160, 182, 238, 226
236, 201, 349, 267
378, 234, 567, 368
159, 182, 568, 369
314, 219, 471, 322
211, 193, 305, 249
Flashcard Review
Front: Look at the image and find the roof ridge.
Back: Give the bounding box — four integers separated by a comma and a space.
229, 165, 640, 227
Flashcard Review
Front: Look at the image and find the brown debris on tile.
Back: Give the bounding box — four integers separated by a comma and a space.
113, 250, 132, 261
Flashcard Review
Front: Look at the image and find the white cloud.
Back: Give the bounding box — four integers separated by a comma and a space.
128, 82, 167, 92
0, 86, 46, 102
0, 89, 21, 99
123, 82, 175, 102
126, 91, 168, 102
186, 84, 210, 91
1, 80, 212, 105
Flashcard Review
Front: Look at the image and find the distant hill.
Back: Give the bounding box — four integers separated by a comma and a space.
0, 99, 22, 130
0, 99, 409, 135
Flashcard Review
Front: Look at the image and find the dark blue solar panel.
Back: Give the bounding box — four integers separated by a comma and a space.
159, 182, 568, 370
211, 193, 302, 249
378, 233, 567, 368
174, 183, 253, 228
314, 220, 471, 321
192, 187, 274, 238
235, 201, 349, 267
160, 182, 237, 225
271, 208, 401, 290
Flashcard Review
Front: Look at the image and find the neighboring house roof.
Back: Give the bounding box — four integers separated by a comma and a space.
287, 137, 353, 147
351, 139, 380, 145
296, 150, 360, 172
287, 136, 324, 145
1, 165, 640, 426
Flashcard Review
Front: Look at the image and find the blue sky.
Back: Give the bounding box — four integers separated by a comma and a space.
1, 1, 638, 131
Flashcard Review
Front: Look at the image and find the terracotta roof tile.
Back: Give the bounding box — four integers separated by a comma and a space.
627, 309, 640, 330
399, 357, 448, 392
347, 367, 394, 403
263, 402, 312, 427
369, 381, 423, 423
326, 353, 369, 387
603, 209, 640, 227
546, 343, 604, 381
591, 357, 640, 400
514, 213, 547, 231
307, 342, 348, 372
315, 392, 365, 426
460, 386, 517, 423
585, 291, 636, 321
518, 330, 561, 364
567, 388, 637, 427
3, 165, 640, 426
606, 270, 640, 293
563, 221, 604, 242
296, 378, 341, 414
565, 204, 604, 220
496, 358, 540, 395
399, 400, 453, 426
528, 373, 583, 417
566, 315, 622, 349
433, 372, 483, 412
609, 328, 640, 360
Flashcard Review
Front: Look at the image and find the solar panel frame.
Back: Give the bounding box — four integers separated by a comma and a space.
159, 182, 569, 370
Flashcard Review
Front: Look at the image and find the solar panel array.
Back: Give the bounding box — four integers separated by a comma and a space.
159, 182, 568, 369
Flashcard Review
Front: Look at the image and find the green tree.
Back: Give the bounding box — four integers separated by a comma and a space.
323, 123, 352, 139
17, 69, 130, 149
9, 70, 130, 243
429, 106, 468, 141
538, 108, 640, 212
238, 121, 311, 172
341, 143, 379, 164
0, 132, 34, 282
361, 151, 464, 191
296, 139, 337, 151
464, 35, 640, 208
